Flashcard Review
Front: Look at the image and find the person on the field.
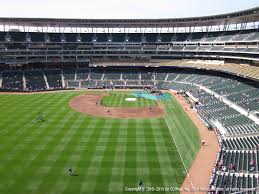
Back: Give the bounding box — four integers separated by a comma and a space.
36, 113, 44, 123
138, 179, 143, 188
68, 166, 73, 176
202, 139, 206, 146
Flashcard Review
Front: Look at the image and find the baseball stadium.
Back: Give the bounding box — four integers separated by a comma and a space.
0, 1, 259, 194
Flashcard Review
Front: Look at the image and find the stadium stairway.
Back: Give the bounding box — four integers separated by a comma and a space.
222, 136, 259, 150
22, 72, 26, 90
43, 71, 50, 89
0, 73, 2, 88
61, 69, 65, 88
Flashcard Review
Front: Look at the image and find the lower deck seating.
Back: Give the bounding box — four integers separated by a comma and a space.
24, 70, 46, 91
67, 81, 79, 88
96, 81, 111, 87
44, 69, 62, 89
89, 69, 103, 80
210, 173, 258, 193
81, 80, 96, 88
222, 136, 259, 150
76, 68, 89, 80
215, 149, 259, 173
63, 68, 75, 81
122, 71, 140, 80
112, 80, 125, 86
1, 71, 23, 91
104, 72, 121, 80
140, 81, 154, 86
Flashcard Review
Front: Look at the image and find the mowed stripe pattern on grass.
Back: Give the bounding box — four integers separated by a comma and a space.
163, 96, 200, 170
101, 93, 157, 107
0, 92, 186, 194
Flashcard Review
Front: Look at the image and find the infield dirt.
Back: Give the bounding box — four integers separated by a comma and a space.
69, 93, 165, 119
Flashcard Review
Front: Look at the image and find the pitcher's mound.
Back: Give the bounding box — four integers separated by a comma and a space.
125, 97, 137, 102
69, 94, 164, 119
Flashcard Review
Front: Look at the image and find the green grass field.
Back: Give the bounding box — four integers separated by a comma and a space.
0, 91, 200, 194
101, 93, 157, 107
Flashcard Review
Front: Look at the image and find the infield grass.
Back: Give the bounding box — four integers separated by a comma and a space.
101, 93, 157, 107
0, 91, 200, 194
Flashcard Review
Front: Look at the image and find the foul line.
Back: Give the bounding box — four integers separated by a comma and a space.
164, 114, 196, 194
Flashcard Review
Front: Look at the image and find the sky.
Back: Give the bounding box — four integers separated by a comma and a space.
0, 0, 258, 19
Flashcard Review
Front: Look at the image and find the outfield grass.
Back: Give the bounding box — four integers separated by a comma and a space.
101, 93, 157, 107
0, 91, 200, 194
163, 96, 201, 170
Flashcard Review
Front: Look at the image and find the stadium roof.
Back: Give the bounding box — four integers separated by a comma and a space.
0, 6, 258, 28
